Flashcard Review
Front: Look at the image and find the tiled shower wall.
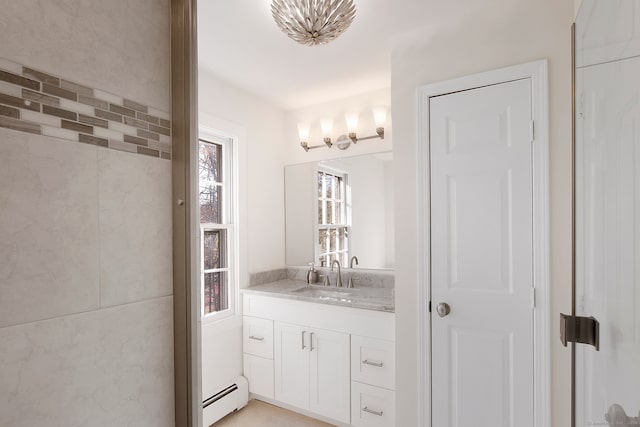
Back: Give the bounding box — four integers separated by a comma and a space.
0, 1, 174, 426
0, 58, 172, 159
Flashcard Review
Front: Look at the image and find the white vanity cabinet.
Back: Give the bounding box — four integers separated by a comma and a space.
274, 322, 350, 423
242, 292, 395, 426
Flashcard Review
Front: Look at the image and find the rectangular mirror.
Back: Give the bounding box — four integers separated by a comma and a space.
285, 152, 394, 270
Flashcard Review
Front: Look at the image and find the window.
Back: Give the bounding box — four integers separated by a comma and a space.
316, 169, 349, 267
199, 135, 234, 317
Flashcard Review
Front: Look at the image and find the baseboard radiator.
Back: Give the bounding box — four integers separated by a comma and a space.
203, 376, 249, 426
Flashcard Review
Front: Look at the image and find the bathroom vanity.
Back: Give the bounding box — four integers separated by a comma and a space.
241, 279, 395, 427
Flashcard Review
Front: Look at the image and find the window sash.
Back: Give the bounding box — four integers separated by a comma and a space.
316, 166, 350, 267
199, 134, 235, 321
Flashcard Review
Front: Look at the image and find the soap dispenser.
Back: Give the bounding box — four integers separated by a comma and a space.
306, 262, 318, 284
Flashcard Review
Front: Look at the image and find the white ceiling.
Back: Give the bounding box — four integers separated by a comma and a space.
197, 0, 492, 110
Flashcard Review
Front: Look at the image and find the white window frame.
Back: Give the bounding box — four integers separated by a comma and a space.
314, 166, 351, 267
198, 131, 237, 324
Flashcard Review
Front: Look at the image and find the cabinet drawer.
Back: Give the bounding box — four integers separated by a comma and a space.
243, 354, 274, 399
351, 381, 395, 427
243, 316, 274, 359
351, 335, 395, 390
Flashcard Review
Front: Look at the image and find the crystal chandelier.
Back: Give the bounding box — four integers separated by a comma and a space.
271, 0, 356, 46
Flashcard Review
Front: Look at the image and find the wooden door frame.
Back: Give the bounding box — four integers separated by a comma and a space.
416, 60, 551, 427
171, 0, 201, 426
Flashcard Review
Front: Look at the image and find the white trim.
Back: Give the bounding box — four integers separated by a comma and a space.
416, 60, 551, 427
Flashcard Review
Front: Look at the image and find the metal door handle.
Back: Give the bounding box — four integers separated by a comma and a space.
436, 302, 451, 317
363, 407, 384, 417
362, 359, 384, 368
310, 332, 315, 351
249, 335, 264, 341
301, 331, 306, 350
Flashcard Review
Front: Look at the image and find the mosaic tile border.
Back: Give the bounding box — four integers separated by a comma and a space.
0, 58, 172, 160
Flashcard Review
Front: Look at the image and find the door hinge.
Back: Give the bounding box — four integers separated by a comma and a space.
530, 120, 535, 143
531, 288, 536, 309
560, 313, 600, 350
428, 301, 432, 313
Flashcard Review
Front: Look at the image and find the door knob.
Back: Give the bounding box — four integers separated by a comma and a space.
436, 302, 451, 318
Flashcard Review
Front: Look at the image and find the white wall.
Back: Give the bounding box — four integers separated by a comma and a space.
384, 160, 395, 269
199, 68, 286, 276
391, 0, 574, 426
0, 1, 174, 425
197, 68, 286, 397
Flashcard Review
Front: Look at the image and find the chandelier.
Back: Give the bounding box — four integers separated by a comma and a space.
271, 0, 356, 46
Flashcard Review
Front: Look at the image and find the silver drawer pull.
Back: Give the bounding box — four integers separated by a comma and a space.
249, 336, 264, 341
363, 407, 384, 417
362, 359, 384, 368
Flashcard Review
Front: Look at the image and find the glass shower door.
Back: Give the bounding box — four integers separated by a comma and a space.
574, 1, 640, 426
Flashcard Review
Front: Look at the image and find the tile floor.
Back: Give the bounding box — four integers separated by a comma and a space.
213, 400, 334, 427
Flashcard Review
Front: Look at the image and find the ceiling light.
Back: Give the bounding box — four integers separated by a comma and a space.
271, 0, 357, 47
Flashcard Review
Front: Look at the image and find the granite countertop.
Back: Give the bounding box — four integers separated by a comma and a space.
241, 279, 395, 313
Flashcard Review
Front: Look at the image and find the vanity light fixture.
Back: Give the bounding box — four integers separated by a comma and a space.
298, 107, 387, 152
271, 0, 356, 46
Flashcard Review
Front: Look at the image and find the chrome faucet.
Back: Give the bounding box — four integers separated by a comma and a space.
349, 256, 359, 268
331, 259, 343, 287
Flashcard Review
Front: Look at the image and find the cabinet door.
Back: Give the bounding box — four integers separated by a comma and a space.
243, 354, 274, 399
309, 327, 351, 424
274, 321, 309, 409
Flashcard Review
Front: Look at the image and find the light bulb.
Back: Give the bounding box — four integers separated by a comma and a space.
372, 106, 387, 127
320, 118, 333, 137
345, 113, 359, 133
297, 122, 310, 141
320, 118, 333, 148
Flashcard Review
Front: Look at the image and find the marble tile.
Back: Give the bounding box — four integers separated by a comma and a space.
286, 266, 395, 289
98, 147, 172, 307
0, 129, 100, 327
242, 279, 395, 312
0, 296, 175, 427
249, 268, 288, 286
0, 0, 171, 111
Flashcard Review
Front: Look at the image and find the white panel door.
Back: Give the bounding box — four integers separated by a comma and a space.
430, 79, 534, 427
309, 327, 351, 424
274, 321, 309, 409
